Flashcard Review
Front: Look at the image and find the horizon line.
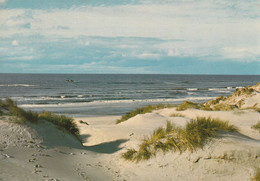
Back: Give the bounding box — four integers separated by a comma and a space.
0, 73, 259, 76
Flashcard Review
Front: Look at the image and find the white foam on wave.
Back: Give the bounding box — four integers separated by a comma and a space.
187, 88, 198, 91
20, 96, 216, 108
208, 88, 233, 91
0, 84, 37, 87
217, 91, 232, 93
12, 96, 85, 101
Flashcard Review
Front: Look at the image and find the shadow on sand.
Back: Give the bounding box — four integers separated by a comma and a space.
84, 139, 128, 154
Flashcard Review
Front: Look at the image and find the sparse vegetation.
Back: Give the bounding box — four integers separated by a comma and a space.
171, 113, 185, 117
0, 98, 80, 140
122, 149, 138, 160
233, 110, 245, 115
200, 104, 212, 111
175, 99, 236, 112
202, 96, 228, 111
254, 107, 260, 113
252, 168, 260, 181
245, 106, 260, 113
212, 103, 235, 111
252, 121, 260, 131
79, 120, 89, 125
122, 117, 238, 162
0, 98, 38, 123
176, 101, 201, 111
38, 111, 80, 140
116, 104, 173, 124
233, 86, 255, 97
205, 96, 226, 106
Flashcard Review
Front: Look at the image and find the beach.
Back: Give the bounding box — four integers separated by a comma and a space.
1, 0, 259, 179
0, 82, 260, 180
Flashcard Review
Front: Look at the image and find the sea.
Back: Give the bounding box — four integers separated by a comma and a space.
0, 74, 259, 117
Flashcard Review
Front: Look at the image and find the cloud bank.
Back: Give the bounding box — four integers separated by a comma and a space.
0, 0, 259, 74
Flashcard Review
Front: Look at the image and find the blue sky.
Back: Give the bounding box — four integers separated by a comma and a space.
0, 0, 259, 74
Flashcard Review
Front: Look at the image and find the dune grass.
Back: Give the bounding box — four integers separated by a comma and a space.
176, 100, 237, 112
116, 104, 173, 124
252, 121, 260, 131
122, 117, 238, 162
245, 106, 260, 113
212, 103, 235, 111
0, 98, 81, 141
233, 86, 255, 96
252, 168, 260, 181
122, 148, 138, 160
171, 113, 185, 117
38, 111, 80, 140
0, 98, 38, 123
176, 101, 201, 111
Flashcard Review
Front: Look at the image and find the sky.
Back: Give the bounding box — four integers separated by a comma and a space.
0, 0, 259, 74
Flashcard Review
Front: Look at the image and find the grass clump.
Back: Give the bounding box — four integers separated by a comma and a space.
0, 98, 81, 141
212, 103, 235, 111
252, 168, 260, 181
200, 105, 212, 111
38, 111, 80, 140
116, 104, 173, 124
171, 113, 185, 117
122, 149, 138, 160
252, 121, 260, 131
202, 96, 227, 111
182, 117, 237, 150
122, 117, 237, 162
0, 98, 38, 123
208, 96, 227, 105
233, 86, 255, 97
176, 101, 201, 111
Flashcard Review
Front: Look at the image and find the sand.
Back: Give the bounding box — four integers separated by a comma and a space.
0, 84, 260, 180
73, 107, 260, 181
1, 109, 260, 180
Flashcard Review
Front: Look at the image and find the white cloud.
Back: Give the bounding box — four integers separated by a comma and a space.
26, 63, 152, 74
137, 52, 160, 59
167, 49, 180, 57
222, 46, 260, 61
11, 40, 19, 46
85, 41, 90, 46
5, 55, 34, 61
0, 0, 259, 61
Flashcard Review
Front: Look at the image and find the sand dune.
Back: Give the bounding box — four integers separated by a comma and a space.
74, 107, 260, 181
0, 117, 113, 181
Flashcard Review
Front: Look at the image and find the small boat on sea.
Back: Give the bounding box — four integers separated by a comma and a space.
66, 79, 74, 82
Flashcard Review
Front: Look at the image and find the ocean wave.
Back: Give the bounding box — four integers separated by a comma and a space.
186, 87, 233, 91
187, 88, 198, 91
19, 96, 216, 108
11, 96, 86, 101
0, 84, 37, 87
208, 88, 232, 91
